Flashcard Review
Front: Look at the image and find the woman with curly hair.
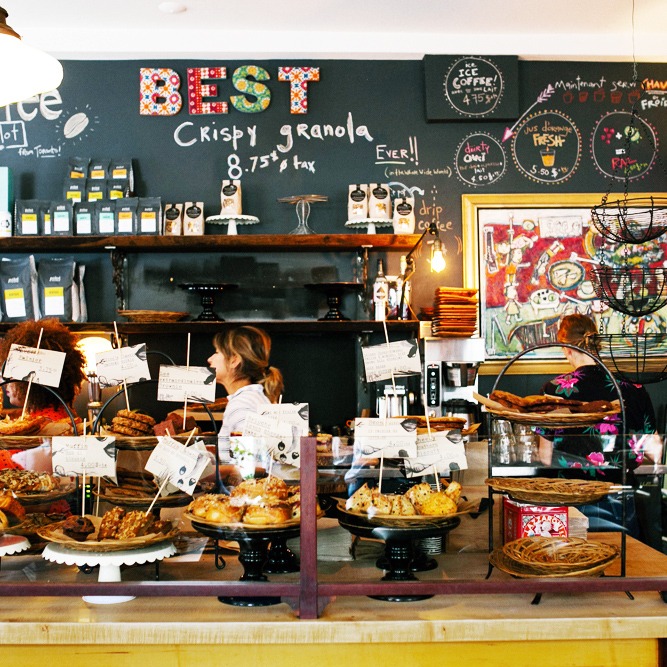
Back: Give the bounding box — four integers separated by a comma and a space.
0, 318, 86, 433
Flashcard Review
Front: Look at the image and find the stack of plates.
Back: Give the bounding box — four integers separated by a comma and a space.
431, 287, 478, 337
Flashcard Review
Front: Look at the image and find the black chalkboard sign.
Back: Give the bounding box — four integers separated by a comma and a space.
423, 55, 519, 120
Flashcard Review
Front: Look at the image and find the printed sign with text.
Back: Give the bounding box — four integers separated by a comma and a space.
157, 365, 216, 403
4, 344, 66, 388
361, 340, 421, 383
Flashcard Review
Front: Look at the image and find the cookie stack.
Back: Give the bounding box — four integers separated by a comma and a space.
109, 409, 156, 437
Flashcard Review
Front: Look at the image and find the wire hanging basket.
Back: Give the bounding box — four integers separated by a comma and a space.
590, 196, 667, 244
590, 265, 667, 316
595, 332, 667, 385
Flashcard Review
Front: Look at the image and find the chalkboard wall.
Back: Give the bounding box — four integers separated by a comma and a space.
3, 57, 667, 426
4, 58, 667, 304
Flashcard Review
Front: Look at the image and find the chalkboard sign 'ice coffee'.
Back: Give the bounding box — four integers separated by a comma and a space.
423, 55, 519, 120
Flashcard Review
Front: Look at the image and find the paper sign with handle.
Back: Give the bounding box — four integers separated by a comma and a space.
361, 340, 421, 383
145, 435, 209, 495
4, 344, 65, 388
51, 435, 117, 479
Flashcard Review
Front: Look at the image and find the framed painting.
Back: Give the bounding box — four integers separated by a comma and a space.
462, 193, 667, 375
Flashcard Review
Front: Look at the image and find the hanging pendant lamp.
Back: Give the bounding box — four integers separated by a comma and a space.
0, 6, 63, 107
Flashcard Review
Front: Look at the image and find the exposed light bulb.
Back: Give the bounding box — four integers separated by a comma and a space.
430, 239, 446, 273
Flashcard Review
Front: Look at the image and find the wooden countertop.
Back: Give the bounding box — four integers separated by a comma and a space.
0, 532, 665, 646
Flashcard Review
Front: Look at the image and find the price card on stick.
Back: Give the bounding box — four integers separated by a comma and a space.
243, 412, 300, 467
361, 340, 421, 382
95, 344, 151, 388
260, 403, 309, 441
51, 435, 117, 479
353, 418, 417, 458
404, 430, 468, 478
157, 365, 216, 403
145, 435, 209, 495
4, 344, 65, 387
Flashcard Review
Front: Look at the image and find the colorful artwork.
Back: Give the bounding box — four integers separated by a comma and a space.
187, 67, 228, 115
462, 193, 667, 364
139, 68, 183, 116
278, 67, 320, 114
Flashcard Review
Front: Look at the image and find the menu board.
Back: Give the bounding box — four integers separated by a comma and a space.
424, 55, 519, 120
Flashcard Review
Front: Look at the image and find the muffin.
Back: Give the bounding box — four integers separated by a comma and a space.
62, 515, 95, 541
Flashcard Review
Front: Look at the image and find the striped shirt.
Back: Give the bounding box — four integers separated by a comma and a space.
219, 384, 270, 438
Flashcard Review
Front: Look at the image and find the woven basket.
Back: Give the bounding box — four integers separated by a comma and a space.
118, 310, 189, 323
501, 537, 619, 576
489, 547, 615, 578
484, 477, 615, 505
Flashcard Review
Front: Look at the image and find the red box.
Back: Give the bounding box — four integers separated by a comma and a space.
502, 497, 568, 543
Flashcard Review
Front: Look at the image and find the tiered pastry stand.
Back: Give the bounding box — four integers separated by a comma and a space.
42, 541, 176, 604
0, 534, 30, 566
205, 214, 260, 235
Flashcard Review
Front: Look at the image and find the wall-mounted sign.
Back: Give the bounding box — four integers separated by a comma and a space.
424, 55, 519, 120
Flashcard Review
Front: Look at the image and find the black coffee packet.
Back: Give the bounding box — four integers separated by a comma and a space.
0, 255, 39, 321
38, 256, 76, 321
14, 200, 49, 236
49, 201, 74, 236
67, 157, 90, 180
110, 158, 134, 194
86, 180, 107, 202
88, 160, 110, 180
64, 178, 86, 204
108, 178, 131, 200
74, 202, 96, 235
137, 197, 162, 235
96, 200, 116, 235
115, 197, 139, 234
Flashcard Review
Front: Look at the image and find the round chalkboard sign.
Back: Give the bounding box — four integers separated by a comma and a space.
444, 57, 505, 117
455, 133, 507, 186
511, 110, 581, 184
590, 111, 658, 181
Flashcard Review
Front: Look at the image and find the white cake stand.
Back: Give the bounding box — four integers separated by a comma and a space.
205, 214, 259, 235
345, 218, 393, 234
42, 541, 176, 605
0, 534, 30, 559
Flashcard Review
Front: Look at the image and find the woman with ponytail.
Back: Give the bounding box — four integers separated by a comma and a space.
208, 325, 284, 438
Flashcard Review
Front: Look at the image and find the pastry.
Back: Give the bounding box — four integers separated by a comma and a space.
0, 414, 49, 436
345, 482, 373, 512
0, 491, 26, 521
116, 409, 156, 427
62, 515, 95, 541
0, 509, 8, 531
404, 482, 433, 508
0, 469, 57, 493
97, 506, 126, 539
243, 501, 291, 525
230, 477, 289, 502
116, 510, 157, 539
416, 491, 458, 516
109, 410, 156, 437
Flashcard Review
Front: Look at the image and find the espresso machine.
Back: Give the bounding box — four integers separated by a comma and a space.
420, 324, 486, 427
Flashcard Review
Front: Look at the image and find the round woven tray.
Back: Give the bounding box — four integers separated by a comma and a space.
484, 407, 619, 427
484, 477, 616, 505
489, 546, 616, 578
118, 310, 189, 323
500, 536, 619, 576
37, 520, 179, 553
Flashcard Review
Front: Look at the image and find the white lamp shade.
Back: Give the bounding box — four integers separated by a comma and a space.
0, 31, 63, 107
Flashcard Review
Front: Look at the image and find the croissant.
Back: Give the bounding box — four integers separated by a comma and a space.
0, 492, 26, 521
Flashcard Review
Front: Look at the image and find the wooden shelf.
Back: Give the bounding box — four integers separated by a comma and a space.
0, 320, 422, 335
1, 234, 420, 253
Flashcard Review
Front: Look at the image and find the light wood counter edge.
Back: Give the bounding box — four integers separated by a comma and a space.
0, 607, 666, 645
